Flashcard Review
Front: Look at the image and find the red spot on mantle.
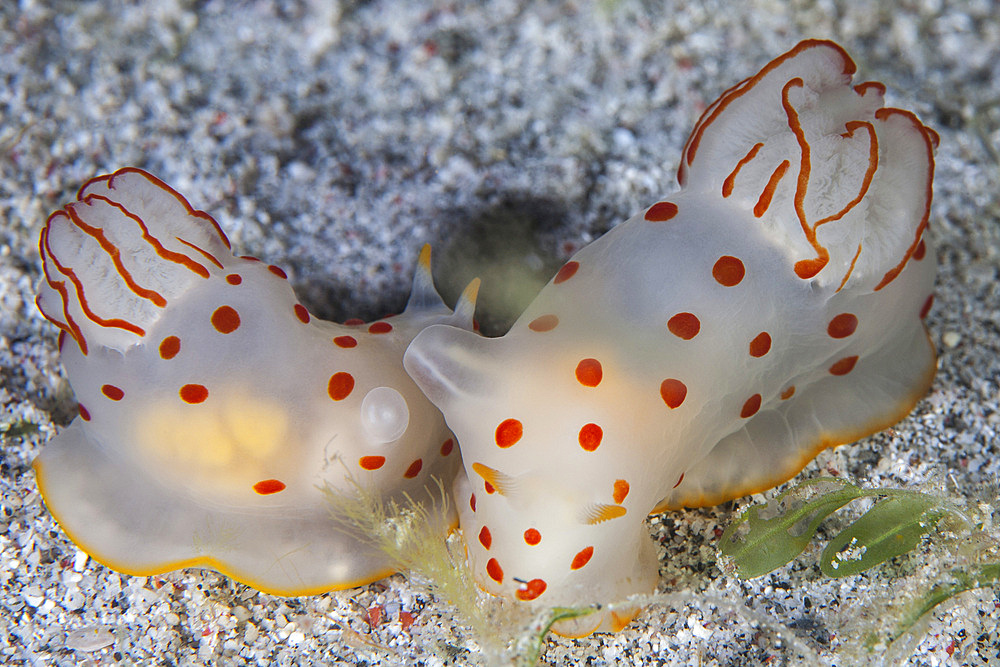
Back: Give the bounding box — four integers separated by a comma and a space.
253, 479, 286, 495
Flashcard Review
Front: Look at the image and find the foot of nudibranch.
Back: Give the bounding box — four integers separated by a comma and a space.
550, 537, 659, 636
550, 603, 646, 637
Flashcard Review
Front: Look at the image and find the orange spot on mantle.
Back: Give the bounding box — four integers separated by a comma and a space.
253, 479, 286, 495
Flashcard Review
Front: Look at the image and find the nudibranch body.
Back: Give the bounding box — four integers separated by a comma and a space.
35, 168, 477, 594
404, 40, 938, 635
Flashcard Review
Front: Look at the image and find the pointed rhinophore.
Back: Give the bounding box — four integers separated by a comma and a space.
404, 244, 446, 313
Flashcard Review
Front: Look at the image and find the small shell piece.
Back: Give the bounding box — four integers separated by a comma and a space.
34, 167, 477, 595
404, 40, 937, 634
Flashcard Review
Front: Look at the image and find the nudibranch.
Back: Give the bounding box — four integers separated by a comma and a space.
34, 167, 478, 594
404, 40, 938, 635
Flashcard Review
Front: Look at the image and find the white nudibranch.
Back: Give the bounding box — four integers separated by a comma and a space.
404, 39, 938, 635
34, 167, 479, 595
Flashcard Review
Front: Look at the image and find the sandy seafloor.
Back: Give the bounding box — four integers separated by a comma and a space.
2, 1, 1000, 665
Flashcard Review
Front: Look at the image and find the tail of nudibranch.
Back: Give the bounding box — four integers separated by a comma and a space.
37, 168, 234, 354
677, 39, 938, 292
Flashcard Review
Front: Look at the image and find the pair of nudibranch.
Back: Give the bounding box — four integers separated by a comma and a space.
34, 40, 937, 636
